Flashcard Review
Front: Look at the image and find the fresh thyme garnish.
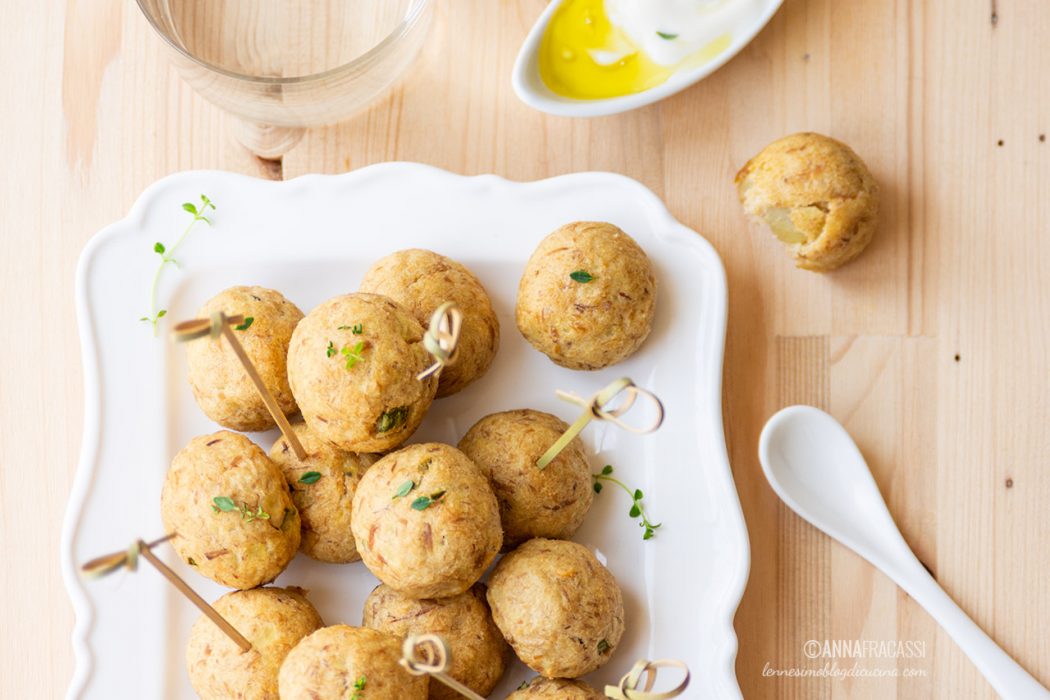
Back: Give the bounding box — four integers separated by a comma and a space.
298, 471, 321, 484
234, 316, 254, 331
592, 465, 661, 540
141, 194, 215, 335
326, 341, 337, 358
411, 490, 447, 511
376, 406, 409, 433
211, 496, 271, 522
569, 270, 595, 283
350, 674, 366, 699
342, 341, 366, 369
338, 324, 364, 334
598, 638, 611, 654
393, 480, 416, 499
656, 31, 678, 39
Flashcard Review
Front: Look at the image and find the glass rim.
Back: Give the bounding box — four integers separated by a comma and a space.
134, 0, 430, 85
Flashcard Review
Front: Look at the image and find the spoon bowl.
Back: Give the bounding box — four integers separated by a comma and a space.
511, 0, 784, 118
759, 405, 1049, 699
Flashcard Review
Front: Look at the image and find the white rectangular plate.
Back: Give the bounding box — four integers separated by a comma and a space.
63, 163, 750, 699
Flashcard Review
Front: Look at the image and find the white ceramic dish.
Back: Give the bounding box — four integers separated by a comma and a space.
512, 0, 784, 117
62, 163, 750, 699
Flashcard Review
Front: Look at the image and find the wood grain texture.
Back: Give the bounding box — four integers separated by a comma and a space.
1, 0, 1048, 698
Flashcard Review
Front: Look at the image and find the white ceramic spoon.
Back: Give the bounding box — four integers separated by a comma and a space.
511, 0, 783, 118
759, 405, 1050, 700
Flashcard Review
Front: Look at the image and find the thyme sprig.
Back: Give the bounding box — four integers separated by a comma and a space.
212, 495, 271, 522
592, 465, 661, 540
141, 194, 215, 335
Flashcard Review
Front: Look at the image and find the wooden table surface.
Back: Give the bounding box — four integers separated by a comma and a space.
3, 0, 1048, 697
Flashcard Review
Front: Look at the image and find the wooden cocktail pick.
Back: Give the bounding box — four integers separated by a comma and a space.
172, 311, 307, 461
536, 377, 665, 469
399, 634, 486, 700
80, 535, 253, 653
417, 302, 463, 381
604, 659, 690, 700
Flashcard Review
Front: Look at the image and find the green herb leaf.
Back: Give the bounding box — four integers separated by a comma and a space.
326, 340, 336, 358
393, 480, 416, 499
429, 490, 447, 502
154, 242, 165, 254
182, 202, 198, 215
212, 496, 236, 512
598, 638, 611, 654
354, 675, 366, 690
411, 496, 432, 511
570, 270, 595, 283
200, 194, 214, 210
656, 31, 679, 39
592, 464, 661, 541
376, 406, 409, 433
156, 309, 166, 318
299, 471, 322, 484
235, 316, 254, 331
342, 340, 366, 369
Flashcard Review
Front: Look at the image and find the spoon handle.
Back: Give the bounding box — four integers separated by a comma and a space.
887, 552, 1050, 699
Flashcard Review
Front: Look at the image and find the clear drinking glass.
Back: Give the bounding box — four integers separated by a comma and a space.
136, 0, 432, 156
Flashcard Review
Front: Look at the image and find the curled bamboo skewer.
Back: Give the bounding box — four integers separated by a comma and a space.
172, 311, 307, 461
399, 634, 486, 700
604, 659, 690, 700
417, 302, 463, 381
80, 536, 252, 653
536, 377, 665, 469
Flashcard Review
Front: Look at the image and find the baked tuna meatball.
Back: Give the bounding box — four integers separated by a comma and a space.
506, 678, 606, 699
186, 286, 303, 432
287, 293, 438, 453
487, 539, 625, 678
735, 132, 880, 272
186, 587, 323, 700
269, 419, 378, 563
458, 409, 592, 547
161, 431, 300, 589
359, 249, 500, 398
516, 222, 656, 370
278, 625, 428, 700
363, 583, 509, 700
351, 443, 502, 598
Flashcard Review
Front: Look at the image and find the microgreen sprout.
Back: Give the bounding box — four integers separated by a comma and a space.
350, 674, 366, 699
342, 341, 366, 370
141, 194, 216, 334
592, 465, 661, 540
656, 31, 679, 40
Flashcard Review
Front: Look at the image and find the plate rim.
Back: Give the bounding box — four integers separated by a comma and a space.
62, 162, 752, 699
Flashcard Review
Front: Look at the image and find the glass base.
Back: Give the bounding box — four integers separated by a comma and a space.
233, 121, 305, 159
